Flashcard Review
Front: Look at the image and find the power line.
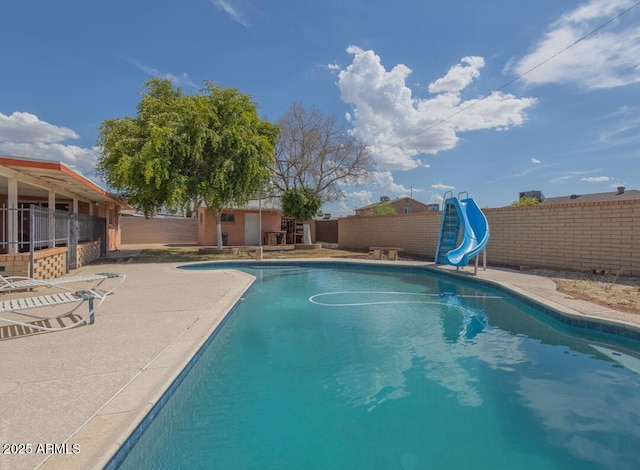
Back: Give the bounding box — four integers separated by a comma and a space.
376, 0, 640, 155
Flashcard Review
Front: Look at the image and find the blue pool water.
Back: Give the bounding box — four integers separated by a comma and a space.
116, 263, 640, 469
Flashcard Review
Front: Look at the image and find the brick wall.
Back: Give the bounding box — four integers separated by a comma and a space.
339, 212, 441, 255
121, 217, 198, 244
0, 248, 67, 279
337, 200, 640, 276
484, 200, 639, 275
32, 247, 68, 279
77, 240, 101, 267
0, 253, 31, 277
0, 244, 99, 279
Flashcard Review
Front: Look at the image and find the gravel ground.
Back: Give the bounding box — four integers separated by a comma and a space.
529, 269, 640, 314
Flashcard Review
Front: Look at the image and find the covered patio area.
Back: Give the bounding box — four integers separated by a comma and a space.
0, 155, 130, 279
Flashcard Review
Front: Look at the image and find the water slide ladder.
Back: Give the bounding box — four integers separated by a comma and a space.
435, 192, 460, 264
435, 191, 489, 274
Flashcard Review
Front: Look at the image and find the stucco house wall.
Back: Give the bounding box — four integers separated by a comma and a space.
198, 208, 282, 246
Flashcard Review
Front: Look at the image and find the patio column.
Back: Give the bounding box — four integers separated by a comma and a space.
48, 190, 56, 248
7, 177, 18, 254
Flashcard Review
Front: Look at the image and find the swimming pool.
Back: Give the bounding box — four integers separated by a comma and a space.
114, 262, 640, 469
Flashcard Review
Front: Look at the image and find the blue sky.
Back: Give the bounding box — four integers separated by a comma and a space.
1, 0, 639, 214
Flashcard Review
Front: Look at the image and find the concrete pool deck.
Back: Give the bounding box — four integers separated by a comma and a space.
0, 258, 638, 469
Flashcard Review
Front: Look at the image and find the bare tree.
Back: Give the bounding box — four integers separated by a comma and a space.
272, 103, 375, 202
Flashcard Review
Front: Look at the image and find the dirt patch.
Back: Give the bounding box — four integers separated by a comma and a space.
528, 269, 640, 314
125, 246, 370, 264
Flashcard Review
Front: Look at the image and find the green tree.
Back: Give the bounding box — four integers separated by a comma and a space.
97, 79, 186, 215
281, 187, 322, 244
97, 78, 278, 248
512, 196, 541, 207
366, 203, 396, 216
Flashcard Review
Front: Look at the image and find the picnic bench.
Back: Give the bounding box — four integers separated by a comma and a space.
370, 246, 405, 261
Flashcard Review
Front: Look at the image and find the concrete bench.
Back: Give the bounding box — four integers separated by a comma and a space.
370, 246, 405, 261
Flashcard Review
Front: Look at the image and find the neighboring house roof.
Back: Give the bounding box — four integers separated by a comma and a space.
540, 187, 640, 205
228, 197, 281, 211
355, 196, 430, 212
0, 155, 131, 208
199, 197, 282, 212
121, 210, 189, 218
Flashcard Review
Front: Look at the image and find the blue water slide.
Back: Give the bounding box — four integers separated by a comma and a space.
444, 198, 490, 267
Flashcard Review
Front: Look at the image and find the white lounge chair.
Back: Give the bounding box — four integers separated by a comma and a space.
0, 272, 126, 296
0, 272, 125, 338
0, 287, 98, 335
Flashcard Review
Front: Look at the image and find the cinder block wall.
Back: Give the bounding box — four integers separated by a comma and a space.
0, 243, 97, 279
121, 217, 198, 245
485, 200, 639, 275
33, 247, 67, 279
338, 212, 442, 256
77, 240, 101, 268
0, 254, 31, 277
338, 200, 640, 276
0, 248, 67, 279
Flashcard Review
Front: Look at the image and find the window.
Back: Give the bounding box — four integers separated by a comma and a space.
221, 213, 235, 222
404, 207, 412, 214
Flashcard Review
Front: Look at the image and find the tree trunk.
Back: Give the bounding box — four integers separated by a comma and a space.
303, 223, 312, 245
216, 213, 223, 249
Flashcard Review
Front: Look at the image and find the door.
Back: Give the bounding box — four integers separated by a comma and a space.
244, 213, 259, 245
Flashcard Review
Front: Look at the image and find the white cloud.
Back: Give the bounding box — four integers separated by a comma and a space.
580, 176, 611, 182
428, 56, 485, 93
0, 112, 78, 143
430, 193, 444, 205
374, 171, 424, 195
531, 157, 541, 164
550, 175, 574, 183
509, 0, 640, 89
322, 190, 372, 216
0, 112, 98, 174
129, 60, 197, 88
609, 105, 634, 116
432, 183, 455, 190
597, 116, 640, 147
337, 46, 536, 171
347, 190, 373, 204
550, 169, 602, 183
211, 0, 250, 28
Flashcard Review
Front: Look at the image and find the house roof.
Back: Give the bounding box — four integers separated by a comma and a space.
355, 196, 429, 211
229, 197, 281, 211
0, 155, 130, 207
199, 197, 282, 212
540, 188, 640, 205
